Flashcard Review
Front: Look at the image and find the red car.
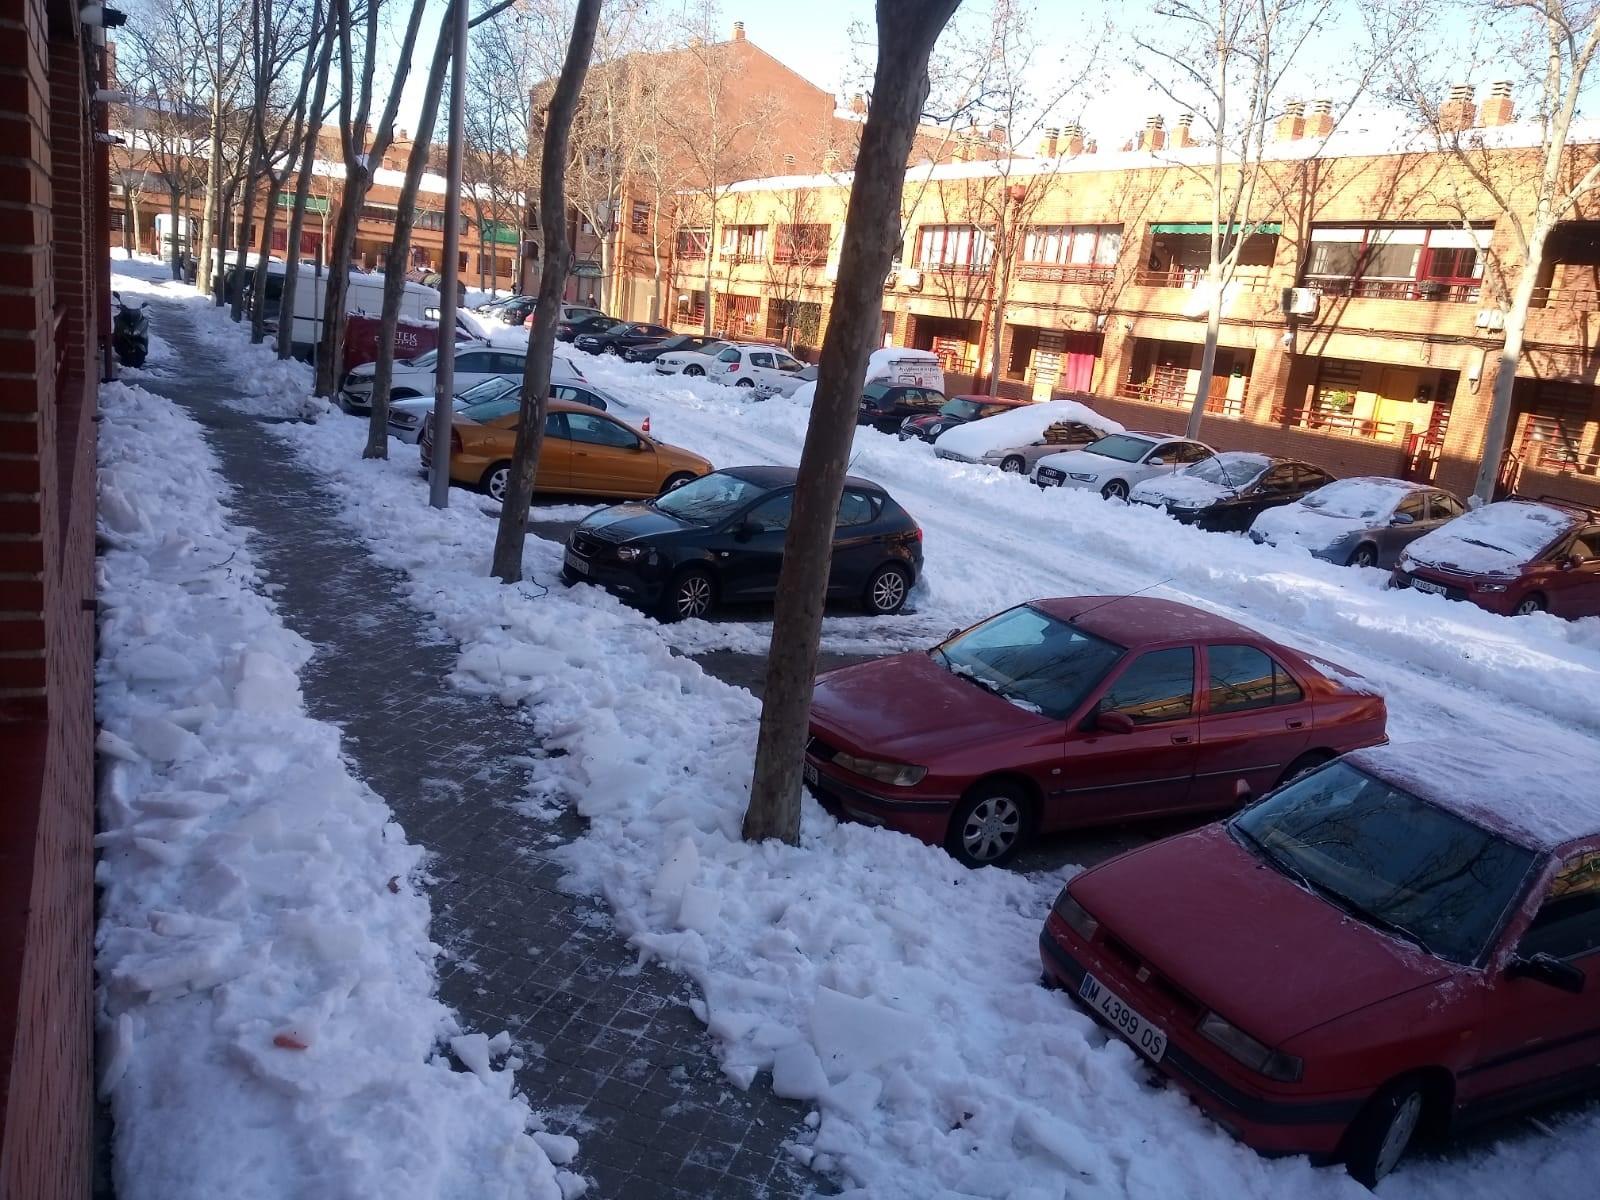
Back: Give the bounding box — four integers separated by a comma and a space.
897, 393, 1032, 443
804, 597, 1387, 867
1392, 498, 1600, 617
1040, 740, 1600, 1186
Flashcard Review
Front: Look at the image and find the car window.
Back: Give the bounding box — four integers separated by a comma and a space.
750, 351, 774, 368
1295, 465, 1333, 489
1206, 644, 1303, 714
1257, 466, 1298, 492
460, 397, 521, 422
1181, 442, 1214, 464
1098, 647, 1195, 725
775, 355, 802, 372
551, 385, 605, 410
566, 412, 638, 449
1395, 493, 1427, 520
837, 490, 878, 527
1429, 493, 1464, 521
1521, 851, 1600, 960
455, 352, 492, 372
545, 411, 566, 439
1569, 530, 1600, 561
491, 352, 525, 373
744, 492, 793, 533
717, 347, 742, 363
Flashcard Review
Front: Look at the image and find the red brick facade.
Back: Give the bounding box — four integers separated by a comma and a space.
0, 0, 105, 1194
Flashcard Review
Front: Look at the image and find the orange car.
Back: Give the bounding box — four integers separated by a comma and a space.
421, 398, 712, 501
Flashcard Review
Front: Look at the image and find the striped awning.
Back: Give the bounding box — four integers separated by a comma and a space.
1151, 221, 1282, 235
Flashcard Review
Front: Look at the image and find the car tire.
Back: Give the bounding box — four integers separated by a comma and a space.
1514, 593, 1546, 616
1000, 455, 1027, 474
658, 471, 697, 496
1277, 750, 1333, 789
863, 563, 911, 616
683, 364, 704, 377
1347, 543, 1379, 568
946, 782, 1035, 868
660, 567, 716, 623
736, 378, 755, 388
1101, 479, 1130, 501
482, 461, 511, 503
1343, 1079, 1429, 1188
603, 344, 619, 355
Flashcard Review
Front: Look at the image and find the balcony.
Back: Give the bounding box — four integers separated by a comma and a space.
1272, 405, 1411, 442
1134, 268, 1272, 292
1309, 276, 1480, 303
1017, 263, 1114, 285
1118, 366, 1247, 418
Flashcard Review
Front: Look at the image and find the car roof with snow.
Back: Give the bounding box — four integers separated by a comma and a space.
723, 464, 884, 493
1031, 595, 1265, 645
1346, 739, 1600, 851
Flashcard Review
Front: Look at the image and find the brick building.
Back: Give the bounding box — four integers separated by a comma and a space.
668, 91, 1600, 510
0, 0, 109, 1194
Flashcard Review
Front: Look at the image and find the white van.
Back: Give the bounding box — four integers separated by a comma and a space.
276, 265, 442, 360
866, 347, 945, 393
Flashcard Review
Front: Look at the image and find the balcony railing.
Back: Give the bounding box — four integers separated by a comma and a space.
1531, 287, 1600, 311
722, 251, 765, 266
773, 247, 828, 265
1527, 441, 1600, 476
676, 246, 708, 261
1134, 268, 1272, 292
914, 261, 991, 276
1118, 377, 1246, 417
1017, 263, 1115, 285
1272, 406, 1410, 441
1307, 276, 1480, 303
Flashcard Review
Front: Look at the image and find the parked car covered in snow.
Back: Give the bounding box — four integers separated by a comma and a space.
386, 377, 617, 443
933, 397, 1123, 473
338, 335, 584, 413
693, 343, 809, 395
805, 596, 1386, 867
1131, 453, 1335, 533
621, 333, 725, 364
1042, 737, 1600, 1187
1249, 477, 1464, 568
1033, 432, 1215, 500
653, 340, 734, 376
1391, 499, 1600, 617
898, 394, 1031, 442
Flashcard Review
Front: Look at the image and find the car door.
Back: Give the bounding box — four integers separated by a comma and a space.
827, 490, 883, 596
770, 352, 806, 394
1541, 528, 1600, 618
718, 490, 792, 598
1377, 490, 1432, 563
565, 410, 659, 497
746, 349, 777, 388
1231, 464, 1302, 531
1052, 646, 1199, 827
1191, 643, 1312, 809
1462, 847, 1600, 1108
532, 411, 573, 491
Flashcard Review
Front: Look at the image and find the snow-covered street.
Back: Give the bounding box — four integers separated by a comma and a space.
107, 259, 1600, 1200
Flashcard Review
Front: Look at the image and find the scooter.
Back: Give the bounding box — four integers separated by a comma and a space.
112, 292, 149, 368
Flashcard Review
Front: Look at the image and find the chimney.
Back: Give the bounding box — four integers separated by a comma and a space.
1304, 98, 1334, 138
732, 20, 746, 41
1060, 123, 1085, 156
1440, 83, 1475, 131
1085, 137, 1097, 154
1171, 112, 1195, 148
989, 123, 1006, 145
1274, 100, 1306, 142
848, 93, 867, 116
1040, 127, 1060, 157
1481, 80, 1514, 127
1137, 114, 1166, 152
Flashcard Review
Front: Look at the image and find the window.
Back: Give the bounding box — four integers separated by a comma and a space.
455, 352, 492, 373
717, 347, 741, 363
1521, 851, 1600, 960
749, 351, 774, 367
775, 223, 830, 263
676, 228, 710, 259
461, 397, 522, 422
1258, 465, 1299, 493
675, 293, 706, 323
551, 385, 605, 410
915, 224, 995, 272
630, 200, 650, 235
1294, 465, 1333, 489
1098, 648, 1195, 725
489, 352, 525, 373
1395, 493, 1427, 521
744, 492, 793, 532
774, 354, 801, 372
721, 224, 767, 262
1569, 531, 1600, 561
566, 412, 638, 449
1429, 493, 1464, 521
837, 491, 878, 527
1022, 224, 1122, 267
1306, 225, 1488, 300
1206, 645, 1302, 714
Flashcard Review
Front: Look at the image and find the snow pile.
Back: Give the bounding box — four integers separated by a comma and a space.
95, 381, 577, 1200
1252, 477, 1419, 552
1402, 500, 1578, 576
933, 397, 1124, 461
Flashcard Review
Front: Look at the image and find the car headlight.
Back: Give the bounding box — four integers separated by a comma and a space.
615, 546, 643, 562
1051, 890, 1099, 941
1198, 1012, 1302, 1082
832, 751, 926, 787
1476, 582, 1507, 592
1068, 471, 1099, 482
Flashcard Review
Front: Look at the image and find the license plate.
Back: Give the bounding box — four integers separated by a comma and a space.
564, 550, 589, 575
1411, 577, 1446, 595
803, 762, 818, 787
1079, 972, 1167, 1063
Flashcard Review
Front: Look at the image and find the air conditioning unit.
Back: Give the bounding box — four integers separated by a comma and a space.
899, 268, 923, 292
1281, 286, 1319, 317
1476, 307, 1506, 330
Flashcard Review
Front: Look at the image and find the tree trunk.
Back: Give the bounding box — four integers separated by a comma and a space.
248, 180, 281, 341
988, 252, 1008, 396
598, 229, 612, 314
1185, 272, 1224, 439
122, 189, 135, 254
229, 164, 261, 322
1473, 226, 1548, 503
197, 102, 222, 297
168, 187, 182, 280
489, 0, 601, 584
702, 217, 716, 334
363, 7, 454, 460
276, 19, 335, 360
743, 0, 961, 844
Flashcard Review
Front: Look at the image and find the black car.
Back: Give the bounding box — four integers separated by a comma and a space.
1130, 452, 1336, 532
486, 296, 537, 325
898, 395, 1029, 443
557, 313, 616, 342
623, 333, 725, 364
858, 383, 945, 433
574, 320, 673, 356
561, 465, 924, 622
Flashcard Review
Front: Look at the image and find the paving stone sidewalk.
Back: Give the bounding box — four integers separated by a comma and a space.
133, 303, 827, 1200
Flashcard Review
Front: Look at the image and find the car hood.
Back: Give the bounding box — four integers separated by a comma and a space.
810, 652, 1051, 760
1131, 474, 1232, 509
1036, 448, 1113, 474
1072, 825, 1455, 1045
577, 503, 696, 542
1250, 503, 1366, 552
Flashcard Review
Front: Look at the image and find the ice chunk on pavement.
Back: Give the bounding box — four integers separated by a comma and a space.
533, 1131, 579, 1165
1016, 1109, 1100, 1176
771, 1040, 830, 1101
821, 1071, 884, 1120
811, 986, 929, 1081
98, 1012, 135, 1099
118, 643, 196, 682
130, 714, 203, 763
650, 837, 698, 910
450, 1033, 493, 1082
676, 884, 720, 932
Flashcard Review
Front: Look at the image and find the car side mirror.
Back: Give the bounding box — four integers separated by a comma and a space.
1508, 952, 1585, 994
1563, 555, 1583, 571
1391, 513, 1415, 526
1095, 710, 1136, 735
1148, 456, 1166, 467
733, 520, 758, 542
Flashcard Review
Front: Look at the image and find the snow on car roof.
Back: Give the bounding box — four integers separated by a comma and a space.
932, 398, 1124, 458
1031, 595, 1263, 645
1350, 738, 1600, 850
1404, 500, 1578, 576
1295, 477, 1420, 520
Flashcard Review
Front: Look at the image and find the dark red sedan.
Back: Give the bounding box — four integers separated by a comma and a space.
1040, 740, 1600, 1186
804, 596, 1386, 867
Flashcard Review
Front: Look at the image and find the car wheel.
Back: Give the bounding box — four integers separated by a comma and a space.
603, 344, 619, 355
1101, 479, 1129, 501
1348, 543, 1379, 569
736, 378, 755, 388
660, 567, 715, 623
482, 461, 511, 503
658, 471, 697, 496
1344, 1080, 1429, 1188
946, 783, 1034, 868
1514, 593, 1546, 616
683, 364, 704, 377
1277, 750, 1333, 789
1000, 455, 1027, 474
863, 563, 911, 616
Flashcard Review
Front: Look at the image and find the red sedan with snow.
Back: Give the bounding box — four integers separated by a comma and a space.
1040, 740, 1600, 1186
804, 597, 1386, 867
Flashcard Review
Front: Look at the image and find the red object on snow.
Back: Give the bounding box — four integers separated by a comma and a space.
272, 1032, 309, 1050
342, 314, 470, 372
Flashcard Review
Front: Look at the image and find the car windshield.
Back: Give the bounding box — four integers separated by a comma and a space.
940, 399, 985, 420
932, 605, 1124, 719
1085, 434, 1157, 463
401, 348, 439, 368
1232, 762, 1536, 964
1188, 455, 1268, 488
456, 377, 515, 405
460, 397, 520, 422
652, 472, 771, 525
601, 321, 631, 334
863, 383, 894, 401
1300, 480, 1409, 520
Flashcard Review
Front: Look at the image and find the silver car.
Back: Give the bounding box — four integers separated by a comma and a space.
1031, 432, 1215, 500
1249, 477, 1466, 568
936, 418, 1110, 473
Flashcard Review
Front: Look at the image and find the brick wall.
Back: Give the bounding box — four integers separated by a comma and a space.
0, 0, 101, 1195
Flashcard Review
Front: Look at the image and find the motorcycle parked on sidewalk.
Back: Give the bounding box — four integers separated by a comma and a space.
112, 292, 150, 368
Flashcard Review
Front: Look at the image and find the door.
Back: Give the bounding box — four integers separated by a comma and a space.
1191, 643, 1312, 809
565, 411, 659, 497
1376, 489, 1432, 563
716, 490, 792, 598
1053, 647, 1199, 827
828, 490, 883, 595
1462, 848, 1600, 1110
746, 349, 779, 389
530, 411, 573, 491
1544, 528, 1600, 618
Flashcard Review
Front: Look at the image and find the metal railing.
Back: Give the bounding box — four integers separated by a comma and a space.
1271, 405, 1409, 441
1017, 263, 1115, 285
1119, 378, 1246, 417
1306, 276, 1480, 303
1132, 268, 1273, 292
1530, 287, 1600, 311
1526, 441, 1600, 476
914, 261, 991, 276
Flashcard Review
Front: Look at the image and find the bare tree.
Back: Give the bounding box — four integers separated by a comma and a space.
764, 186, 832, 354
490, 0, 602, 583
744, 0, 963, 845
275, 16, 337, 359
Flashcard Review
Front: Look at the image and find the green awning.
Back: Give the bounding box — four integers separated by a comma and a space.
1151, 221, 1281, 235
480, 220, 521, 245
277, 192, 330, 214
